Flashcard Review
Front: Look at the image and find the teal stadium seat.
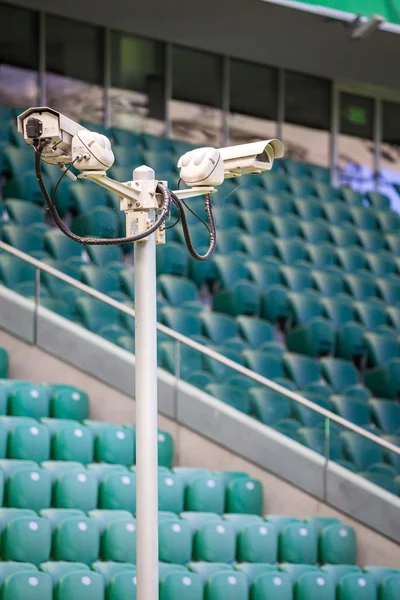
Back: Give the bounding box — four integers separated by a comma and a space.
1, 572, 52, 600
337, 573, 376, 600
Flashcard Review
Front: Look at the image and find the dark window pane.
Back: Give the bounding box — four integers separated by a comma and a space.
172, 46, 222, 107
110, 32, 166, 132
230, 59, 277, 120
285, 71, 331, 130
340, 92, 374, 140
0, 2, 39, 107
46, 15, 103, 85
383, 101, 400, 145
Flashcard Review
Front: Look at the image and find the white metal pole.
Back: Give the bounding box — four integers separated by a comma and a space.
134, 173, 159, 600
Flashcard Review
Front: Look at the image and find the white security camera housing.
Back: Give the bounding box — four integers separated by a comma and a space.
218, 139, 284, 178
17, 106, 86, 165
72, 130, 115, 171
178, 139, 284, 186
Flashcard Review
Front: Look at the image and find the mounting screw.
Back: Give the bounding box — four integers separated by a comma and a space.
135, 182, 140, 187
128, 203, 132, 208
136, 202, 141, 207
149, 192, 155, 197
127, 182, 131, 187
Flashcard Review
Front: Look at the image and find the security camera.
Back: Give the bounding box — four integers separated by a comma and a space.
177, 139, 284, 186
17, 106, 114, 171
351, 14, 384, 40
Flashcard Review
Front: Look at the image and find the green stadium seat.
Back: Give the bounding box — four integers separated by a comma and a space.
4, 199, 43, 226
54, 571, 104, 600
319, 523, 356, 564
101, 516, 136, 562
377, 574, 400, 600
200, 312, 237, 345
363, 566, 400, 585
298, 428, 343, 461
193, 520, 235, 562
320, 564, 361, 586
156, 429, 174, 468
288, 177, 316, 198
173, 467, 210, 485
293, 196, 322, 220
53, 515, 100, 564
330, 396, 370, 426
335, 247, 368, 273
89, 509, 132, 532
320, 358, 358, 393
158, 275, 201, 311
225, 476, 262, 515
41, 460, 86, 482
279, 522, 318, 564
112, 144, 142, 166
376, 210, 400, 232
306, 243, 336, 268
295, 571, 335, 600
205, 571, 248, 600
300, 219, 331, 244
222, 513, 262, 532
353, 301, 387, 331
71, 206, 120, 239
205, 383, 250, 414
183, 370, 216, 389
51, 422, 94, 463
263, 192, 294, 215
292, 393, 332, 428
54, 469, 98, 512
0, 561, 38, 586
236, 316, 274, 349
242, 350, 283, 380
43, 230, 82, 261
160, 307, 201, 337
286, 316, 334, 357
239, 233, 275, 259
233, 563, 276, 585
312, 271, 345, 297
213, 280, 261, 316
287, 292, 322, 326
159, 471, 184, 513
249, 387, 291, 426
142, 133, 172, 153
2, 515, 51, 564
247, 260, 281, 291
180, 512, 222, 534
160, 571, 203, 600
7, 384, 49, 419
340, 188, 364, 206
2, 224, 43, 255
156, 242, 188, 277
69, 183, 110, 214
251, 571, 292, 600
47, 385, 89, 421
381, 435, 400, 471
337, 573, 376, 600
240, 210, 271, 235
159, 517, 192, 564
98, 470, 136, 513
272, 219, 302, 244
159, 340, 204, 377
7, 421, 50, 462
75, 298, 120, 333
111, 127, 141, 147
359, 472, 397, 494
385, 232, 400, 255
211, 205, 241, 230
376, 278, 400, 305
386, 306, 400, 331
279, 563, 320, 582
304, 516, 340, 535
40, 560, 90, 585
0, 572, 52, 600
189, 561, 234, 582
88, 423, 134, 466
329, 223, 360, 247
315, 181, 342, 200
104, 570, 137, 600
87, 244, 125, 271
344, 273, 377, 302
369, 399, 400, 434
322, 202, 352, 225
350, 206, 378, 231
5, 464, 51, 511
236, 521, 278, 562
212, 255, 250, 288
357, 230, 385, 252
80, 266, 121, 296
0, 507, 36, 530
341, 432, 383, 469
366, 252, 396, 277
0, 254, 35, 291
91, 560, 135, 585
283, 353, 321, 389
185, 474, 225, 514
280, 266, 314, 292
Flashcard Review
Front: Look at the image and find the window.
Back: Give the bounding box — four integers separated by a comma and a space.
170, 46, 223, 145
229, 59, 277, 145
382, 101, 400, 173
0, 3, 39, 107
110, 32, 165, 134
283, 71, 331, 167
45, 15, 104, 124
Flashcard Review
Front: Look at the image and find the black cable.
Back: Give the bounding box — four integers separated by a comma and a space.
33, 140, 171, 246
165, 198, 182, 230
51, 159, 79, 206
171, 190, 216, 261
179, 197, 210, 232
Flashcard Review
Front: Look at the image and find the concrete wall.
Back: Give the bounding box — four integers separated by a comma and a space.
0, 326, 399, 567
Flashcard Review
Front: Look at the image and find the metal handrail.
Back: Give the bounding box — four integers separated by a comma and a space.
1, 241, 399, 457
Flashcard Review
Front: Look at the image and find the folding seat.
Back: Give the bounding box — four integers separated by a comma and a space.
279, 521, 318, 564
158, 470, 184, 513
271, 215, 302, 240
212, 280, 261, 316
54, 469, 98, 512
378, 574, 400, 600
160, 307, 202, 337
320, 564, 361, 586
6, 419, 50, 463
306, 243, 336, 270
319, 522, 356, 564
313, 270, 346, 297
236, 521, 278, 562
249, 387, 291, 426
386, 306, 400, 330
225, 476, 263, 515
43, 230, 81, 262
185, 474, 225, 514
4, 199, 43, 227
263, 193, 294, 215
141, 150, 176, 174
288, 177, 316, 198
356, 231, 385, 254
353, 301, 387, 331
222, 513, 262, 532
320, 357, 358, 393
315, 181, 343, 200
337, 573, 376, 600
298, 428, 343, 461
280, 265, 314, 292
111, 127, 140, 147
40, 560, 90, 584
159, 517, 192, 564
4, 464, 51, 511
51, 421, 94, 463
263, 171, 290, 193
75, 298, 121, 334
369, 399, 400, 434
41, 460, 87, 483
335, 247, 368, 273
233, 188, 265, 210
295, 572, 335, 600
112, 144, 142, 167
322, 202, 352, 226
341, 432, 383, 469
251, 571, 292, 600
366, 252, 396, 277
205, 571, 248, 600
80, 265, 122, 296
236, 316, 274, 349
160, 571, 203, 600
189, 561, 234, 583
300, 220, 330, 244
91, 561, 136, 587
0, 572, 52, 600
69, 183, 110, 214
157, 429, 174, 468
84, 421, 135, 466
293, 196, 323, 220
180, 512, 221, 535
359, 471, 397, 493
241, 349, 283, 380
344, 274, 377, 302
350, 206, 378, 231
89, 509, 132, 532
204, 384, 249, 414
330, 395, 369, 426
304, 516, 340, 535
292, 393, 333, 428
283, 158, 309, 178
1, 515, 51, 564
287, 292, 322, 327
211, 206, 241, 231
71, 205, 121, 239
101, 516, 137, 563
376, 278, 400, 305
0, 561, 38, 587
365, 358, 400, 398
377, 210, 400, 232
234, 563, 276, 585
340, 187, 365, 206
0, 507, 36, 530
240, 209, 271, 235
193, 520, 235, 562
213, 470, 250, 487
53, 515, 100, 564
239, 232, 275, 260
7, 383, 49, 419
2, 224, 43, 256
385, 232, 400, 256
158, 275, 201, 311
364, 332, 399, 368
156, 242, 188, 277
363, 566, 400, 586
98, 470, 136, 513
247, 259, 281, 290
283, 353, 321, 390
159, 340, 204, 377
